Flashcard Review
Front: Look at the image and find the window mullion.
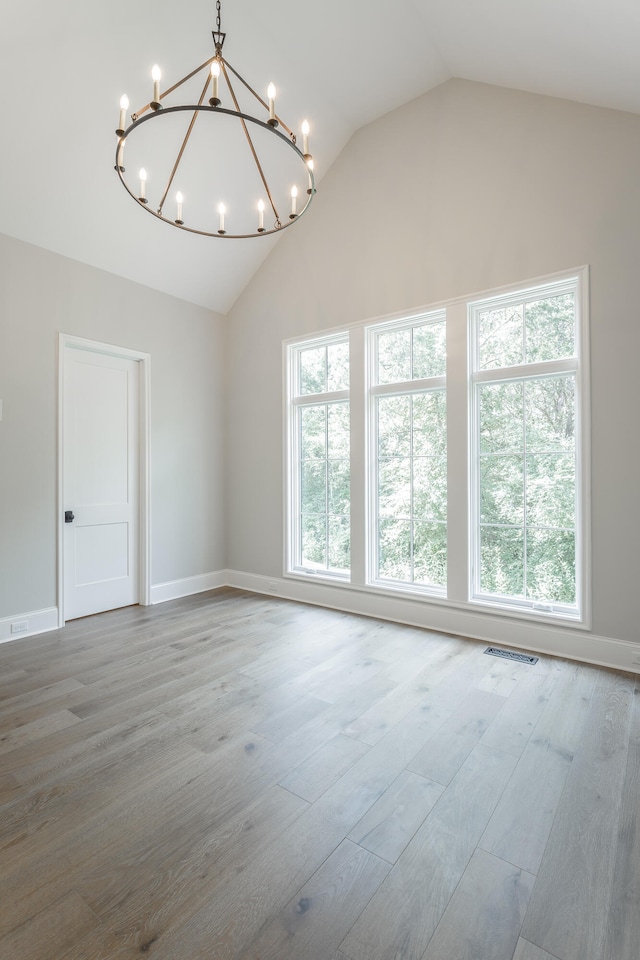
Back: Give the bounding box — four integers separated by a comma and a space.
522, 380, 528, 600
472, 357, 578, 385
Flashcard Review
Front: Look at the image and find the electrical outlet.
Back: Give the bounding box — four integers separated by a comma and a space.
10, 620, 29, 635
267, 580, 278, 593
632, 651, 640, 666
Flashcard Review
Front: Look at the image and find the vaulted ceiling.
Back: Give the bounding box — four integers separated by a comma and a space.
3, 1, 639, 314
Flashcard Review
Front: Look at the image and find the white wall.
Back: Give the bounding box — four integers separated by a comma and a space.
225, 79, 640, 653
0, 233, 227, 626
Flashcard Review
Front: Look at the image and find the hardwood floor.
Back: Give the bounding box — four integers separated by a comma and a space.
0, 588, 637, 960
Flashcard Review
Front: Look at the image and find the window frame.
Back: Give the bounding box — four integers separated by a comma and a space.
468, 272, 590, 624
366, 310, 448, 597
286, 331, 351, 581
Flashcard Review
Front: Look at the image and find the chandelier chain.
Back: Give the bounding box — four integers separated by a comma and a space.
216, 0, 221, 35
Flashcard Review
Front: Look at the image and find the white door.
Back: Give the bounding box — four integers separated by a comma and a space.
63, 346, 139, 620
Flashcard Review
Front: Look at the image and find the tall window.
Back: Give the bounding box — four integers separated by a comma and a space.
369, 313, 447, 592
288, 337, 350, 577
470, 279, 581, 614
286, 268, 588, 625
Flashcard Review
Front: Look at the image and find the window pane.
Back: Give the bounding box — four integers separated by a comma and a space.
412, 321, 446, 379
301, 461, 326, 514
375, 384, 446, 589
526, 454, 575, 528
413, 457, 447, 521
525, 293, 575, 362
328, 460, 350, 515
378, 396, 411, 457
413, 392, 447, 457
328, 516, 350, 573
480, 455, 524, 525
478, 304, 524, 370
480, 526, 525, 598
297, 399, 350, 576
525, 377, 575, 452
301, 516, 326, 568
378, 519, 411, 581
378, 458, 411, 517
301, 405, 326, 459
476, 375, 577, 608
413, 521, 447, 587
526, 529, 576, 605
327, 402, 349, 458
378, 329, 411, 384
327, 342, 349, 392
479, 382, 524, 453
299, 346, 326, 395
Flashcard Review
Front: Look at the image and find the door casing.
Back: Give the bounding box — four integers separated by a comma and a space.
57, 334, 151, 626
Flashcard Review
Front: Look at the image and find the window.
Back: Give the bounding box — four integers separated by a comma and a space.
470, 280, 583, 616
288, 337, 350, 577
369, 314, 447, 592
286, 268, 588, 626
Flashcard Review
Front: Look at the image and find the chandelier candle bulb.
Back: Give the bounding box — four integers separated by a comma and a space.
290, 185, 298, 218
218, 202, 226, 233
210, 61, 221, 105
258, 199, 265, 232
138, 168, 147, 203
151, 64, 161, 108
117, 94, 129, 135
267, 83, 276, 125
301, 119, 310, 157
175, 191, 183, 224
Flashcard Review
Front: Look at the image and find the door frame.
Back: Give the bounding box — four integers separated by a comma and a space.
57, 334, 151, 626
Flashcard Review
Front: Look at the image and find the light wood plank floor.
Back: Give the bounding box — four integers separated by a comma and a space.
0, 589, 637, 960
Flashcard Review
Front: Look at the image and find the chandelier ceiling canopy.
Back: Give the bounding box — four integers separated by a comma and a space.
114, 0, 315, 239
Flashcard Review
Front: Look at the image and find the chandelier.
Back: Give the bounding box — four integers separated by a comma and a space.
114, 0, 315, 239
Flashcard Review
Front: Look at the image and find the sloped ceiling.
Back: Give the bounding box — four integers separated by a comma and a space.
2, 0, 639, 314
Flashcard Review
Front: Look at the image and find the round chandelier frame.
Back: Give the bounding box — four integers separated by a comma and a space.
114, 0, 315, 239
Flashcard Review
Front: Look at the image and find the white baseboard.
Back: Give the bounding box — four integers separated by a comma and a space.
150, 570, 228, 605
0, 607, 59, 645
226, 570, 640, 676
4, 575, 638, 677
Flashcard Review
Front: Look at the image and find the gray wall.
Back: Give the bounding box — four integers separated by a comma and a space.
226, 79, 640, 644
2, 78, 639, 651
0, 234, 227, 619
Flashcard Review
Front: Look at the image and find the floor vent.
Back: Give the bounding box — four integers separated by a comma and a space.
484, 647, 539, 665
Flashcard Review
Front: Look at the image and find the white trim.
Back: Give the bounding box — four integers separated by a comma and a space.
226, 570, 640, 676
0, 607, 59, 644
57, 334, 151, 625
150, 570, 227, 604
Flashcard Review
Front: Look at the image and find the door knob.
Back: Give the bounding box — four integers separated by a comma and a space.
65, 510, 75, 523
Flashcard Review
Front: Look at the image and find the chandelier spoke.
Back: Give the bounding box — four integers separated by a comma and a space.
222, 59, 294, 141
220, 60, 281, 226
157, 74, 211, 217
